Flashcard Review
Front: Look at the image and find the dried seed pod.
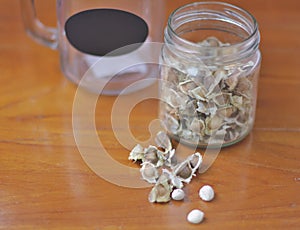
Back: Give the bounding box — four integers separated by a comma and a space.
179, 80, 198, 94
189, 117, 205, 136
236, 113, 248, 126
162, 168, 183, 189
214, 128, 228, 140
190, 86, 207, 101
140, 162, 159, 184
211, 93, 232, 107
227, 129, 240, 141
164, 88, 186, 108
143, 145, 164, 167
148, 184, 171, 203
166, 67, 186, 85
174, 161, 193, 182
204, 69, 225, 95
217, 106, 236, 118
148, 172, 172, 203
173, 152, 203, 184
214, 69, 227, 82
179, 100, 197, 117
196, 101, 217, 116
189, 152, 203, 170
225, 72, 239, 91
128, 144, 144, 162
190, 68, 212, 85
235, 77, 252, 96
230, 95, 244, 111
205, 115, 224, 135
196, 101, 207, 114
163, 113, 180, 134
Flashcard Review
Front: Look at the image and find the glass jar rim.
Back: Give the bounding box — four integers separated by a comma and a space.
166, 1, 260, 60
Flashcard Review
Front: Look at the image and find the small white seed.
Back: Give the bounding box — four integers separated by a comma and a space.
199, 185, 215, 201
187, 209, 204, 224
171, 188, 185, 201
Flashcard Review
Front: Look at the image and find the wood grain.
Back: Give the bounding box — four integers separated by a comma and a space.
1, 0, 300, 229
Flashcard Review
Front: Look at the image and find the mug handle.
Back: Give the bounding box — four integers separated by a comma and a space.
20, 0, 58, 49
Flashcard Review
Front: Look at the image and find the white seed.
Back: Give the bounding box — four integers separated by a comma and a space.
171, 188, 185, 201
199, 185, 215, 201
187, 209, 204, 224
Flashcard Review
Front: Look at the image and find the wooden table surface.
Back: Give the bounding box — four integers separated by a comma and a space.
1, 0, 300, 229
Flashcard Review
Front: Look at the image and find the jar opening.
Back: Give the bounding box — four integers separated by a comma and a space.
165, 1, 260, 62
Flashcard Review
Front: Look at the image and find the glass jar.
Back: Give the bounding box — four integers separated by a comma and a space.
159, 2, 261, 148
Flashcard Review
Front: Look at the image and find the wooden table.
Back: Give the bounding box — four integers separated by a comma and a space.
1, 0, 299, 229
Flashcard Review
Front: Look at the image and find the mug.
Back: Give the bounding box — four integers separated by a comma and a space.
20, 0, 165, 94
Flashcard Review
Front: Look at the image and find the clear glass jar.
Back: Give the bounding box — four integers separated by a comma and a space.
159, 2, 261, 148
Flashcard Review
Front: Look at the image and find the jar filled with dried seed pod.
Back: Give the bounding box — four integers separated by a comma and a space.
159, 2, 261, 148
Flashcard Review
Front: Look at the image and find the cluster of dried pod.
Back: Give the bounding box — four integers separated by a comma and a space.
160, 37, 257, 147
129, 131, 217, 225
128, 131, 203, 203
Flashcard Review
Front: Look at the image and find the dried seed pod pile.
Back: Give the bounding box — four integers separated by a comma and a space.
128, 131, 203, 203
129, 131, 216, 225
160, 36, 258, 147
